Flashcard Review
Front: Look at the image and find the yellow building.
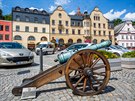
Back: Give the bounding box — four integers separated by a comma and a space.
90, 7, 114, 44
50, 6, 85, 45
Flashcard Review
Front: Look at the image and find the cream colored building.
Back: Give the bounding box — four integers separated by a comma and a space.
12, 6, 50, 50
50, 6, 85, 45
90, 7, 114, 44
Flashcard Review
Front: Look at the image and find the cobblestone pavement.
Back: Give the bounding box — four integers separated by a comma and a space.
0, 53, 135, 101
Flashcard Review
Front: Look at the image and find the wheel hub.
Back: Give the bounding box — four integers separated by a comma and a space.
84, 68, 93, 76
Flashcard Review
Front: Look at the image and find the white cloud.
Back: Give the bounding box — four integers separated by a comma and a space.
54, 0, 70, 6
49, 5, 56, 12
69, 10, 76, 15
103, 9, 126, 21
123, 12, 135, 21
29, 7, 44, 11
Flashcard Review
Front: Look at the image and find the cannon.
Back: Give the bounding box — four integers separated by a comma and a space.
12, 40, 111, 96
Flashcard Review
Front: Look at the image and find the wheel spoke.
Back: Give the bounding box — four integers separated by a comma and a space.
80, 53, 86, 67
87, 53, 94, 66
73, 58, 82, 67
88, 77, 96, 91
70, 72, 83, 79
74, 75, 85, 88
83, 78, 87, 92
91, 75, 103, 85
93, 64, 106, 70
90, 58, 101, 68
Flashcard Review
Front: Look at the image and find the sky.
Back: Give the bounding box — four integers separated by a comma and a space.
0, 0, 135, 21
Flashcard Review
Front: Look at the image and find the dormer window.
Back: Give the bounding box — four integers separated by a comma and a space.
42, 10, 47, 15
25, 8, 30, 12
59, 13, 62, 18
33, 9, 38, 13
15, 6, 21, 11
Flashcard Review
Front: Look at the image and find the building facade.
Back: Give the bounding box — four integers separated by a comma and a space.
50, 6, 85, 45
12, 6, 50, 50
0, 20, 12, 42
90, 7, 114, 44
114, 20, 135, 49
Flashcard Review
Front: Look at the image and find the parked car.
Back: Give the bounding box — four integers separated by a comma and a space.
0, 42, 34, 67
35, 42, 55, 55
99, 45, 124, 56
60, 43, 94, 53
114, 45, 131, 52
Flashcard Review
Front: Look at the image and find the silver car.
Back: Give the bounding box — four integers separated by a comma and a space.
0, 42, 34, 66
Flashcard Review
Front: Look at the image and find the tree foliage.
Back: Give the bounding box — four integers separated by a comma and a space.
112, 18, 123, 26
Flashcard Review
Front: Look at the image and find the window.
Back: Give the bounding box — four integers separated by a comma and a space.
34, 17, 38, 23
122, 43, 124, 46
103, 24, 105, 28
78, 30, 80, 35
109, 31, 111, 35
28, 36, 35, 41
130, 36, 132, 39
59, 20, 62, 25
16, 15, 20, 21
103, 31, 106, 36
52, 28, 55, 34
66, 21, 68, 26
42, 28, 46, 33
16, 25, 20, 31
0, 34, 3, 40
126, 35, 128, 39
5, 26, 9, 31
5, 34, 9, 40
94, 30, 96, 36
86, 22, 90, 27
72, 22, 75, 26
122, 35, 124, 39
25, 16, 30, 22
66, 29, 68, 34
99, 31, 101, 36
25, 26, 29, 32
14, 35, 22, 40
72, 29, 75, 34
0, 25, 3, 31
98, 23, 101, 28
42, 18, 46, 24
128, 28, 130, 32
59, 13, 62, 18
94, 23, 96, 28
34, 27, 38, 32
52, 20, 55, 25
78, 22, 81, 26
59, 29, 62, 34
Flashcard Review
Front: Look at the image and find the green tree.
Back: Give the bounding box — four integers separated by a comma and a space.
112, 18, 123, 26
132, 21, 135, 26
3, 14, 12, 21
0, 9, 4, 20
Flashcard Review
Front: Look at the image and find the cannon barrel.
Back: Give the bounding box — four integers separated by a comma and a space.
57, 40, 112, 64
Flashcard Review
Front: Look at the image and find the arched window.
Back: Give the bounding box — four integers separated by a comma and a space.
25, 8, 30, 12
41, 37, 47, 41
14, 35, 22, 40
42, 10, 47, 15
28, 36, 35, 41
77, 39, 82, 43
59, 38, 64, 45
68, 39, 73, 44
59, 13, 62, 18
33, 9, 38, 13
93, 39, 97, 44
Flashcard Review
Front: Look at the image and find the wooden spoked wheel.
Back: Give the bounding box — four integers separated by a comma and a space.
65, 49, 110, 96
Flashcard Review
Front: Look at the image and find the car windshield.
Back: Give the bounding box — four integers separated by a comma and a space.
37, 44, 47, 48
0, 42, 25, 49
67, 44, 88, 51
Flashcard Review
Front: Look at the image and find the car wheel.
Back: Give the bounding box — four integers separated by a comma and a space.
114, 52, 120, 57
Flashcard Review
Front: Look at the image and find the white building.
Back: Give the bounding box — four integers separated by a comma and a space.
114, 20, 135, 50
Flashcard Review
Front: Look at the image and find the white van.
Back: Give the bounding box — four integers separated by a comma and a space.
35, 42, 55, 55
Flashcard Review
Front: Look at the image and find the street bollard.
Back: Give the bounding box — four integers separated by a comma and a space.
40, 47, 43, 73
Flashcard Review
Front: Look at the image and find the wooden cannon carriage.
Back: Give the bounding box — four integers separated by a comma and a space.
12, 40, 111, 96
